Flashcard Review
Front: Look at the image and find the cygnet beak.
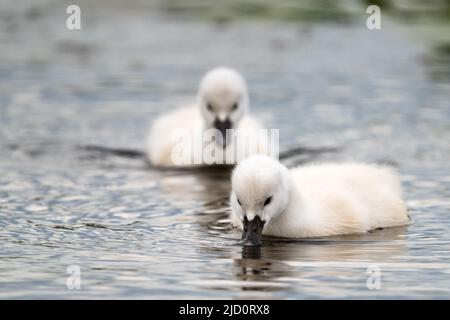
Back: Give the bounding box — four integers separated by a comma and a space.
213, 117, 232, 147
240, 215, 265, 247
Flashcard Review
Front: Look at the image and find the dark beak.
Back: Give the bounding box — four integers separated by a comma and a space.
240, 216, 265, 247
213, 118, 232, 147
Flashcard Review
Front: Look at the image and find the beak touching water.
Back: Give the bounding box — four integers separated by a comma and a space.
213, 118, 232, 147
240, 215, 265, 247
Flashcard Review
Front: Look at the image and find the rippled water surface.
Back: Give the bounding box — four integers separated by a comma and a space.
1, 0, 450, 299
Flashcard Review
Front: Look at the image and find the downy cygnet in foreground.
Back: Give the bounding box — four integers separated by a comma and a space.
148, 68, 268, 167
230, 155, 410, 246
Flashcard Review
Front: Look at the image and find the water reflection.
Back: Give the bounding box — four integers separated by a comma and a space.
229, 226, 409, 294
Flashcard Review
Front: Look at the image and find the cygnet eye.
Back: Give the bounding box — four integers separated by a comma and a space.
207, 103, 213, 111
263, 196, 272, 206
231, 103, 238, 111
237, 198, 242, 206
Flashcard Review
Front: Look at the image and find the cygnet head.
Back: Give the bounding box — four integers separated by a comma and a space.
198, 67, 249, 147
230, 155, 291, 246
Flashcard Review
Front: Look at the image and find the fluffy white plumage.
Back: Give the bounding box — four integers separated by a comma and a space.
147, 68, 267, 167
230, 155, 410, 238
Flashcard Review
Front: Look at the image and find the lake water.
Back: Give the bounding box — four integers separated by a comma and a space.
1, 0, 450, 299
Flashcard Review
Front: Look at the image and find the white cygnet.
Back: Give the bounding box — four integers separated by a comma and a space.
230, 155, 410, 246
147, 68, 268, 167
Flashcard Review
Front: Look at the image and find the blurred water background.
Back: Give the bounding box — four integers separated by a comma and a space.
0, 0, 450, 299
